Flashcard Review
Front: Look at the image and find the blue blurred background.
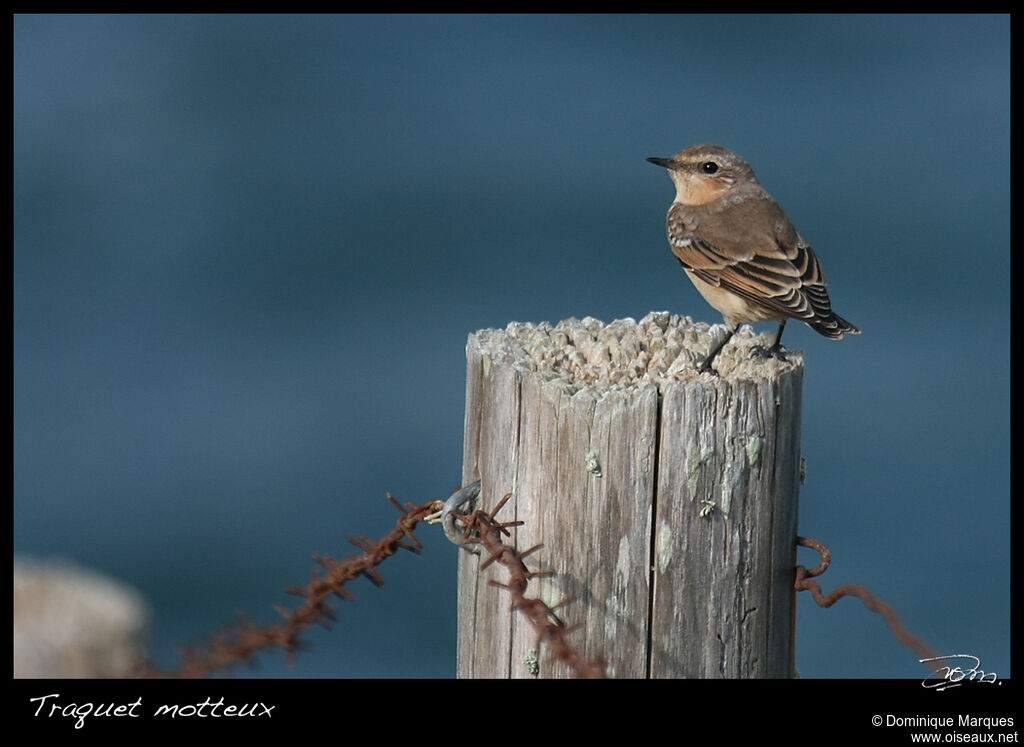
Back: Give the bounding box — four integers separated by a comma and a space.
14, 14, 1009, 678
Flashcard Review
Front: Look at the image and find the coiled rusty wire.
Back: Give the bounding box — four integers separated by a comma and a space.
145, 488, 937, 679
795, 535, 941, 675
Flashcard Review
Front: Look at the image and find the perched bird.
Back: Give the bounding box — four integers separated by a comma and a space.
647, 144, 859, 374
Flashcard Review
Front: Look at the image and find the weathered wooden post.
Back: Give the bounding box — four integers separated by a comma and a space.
456, 312, 803, 678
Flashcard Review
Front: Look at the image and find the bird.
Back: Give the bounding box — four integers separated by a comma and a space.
647, 144, 859, 374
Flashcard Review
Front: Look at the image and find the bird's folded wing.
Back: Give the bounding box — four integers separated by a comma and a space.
668, 204, 830, 322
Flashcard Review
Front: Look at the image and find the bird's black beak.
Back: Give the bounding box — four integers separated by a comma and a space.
647, 156, 678, 170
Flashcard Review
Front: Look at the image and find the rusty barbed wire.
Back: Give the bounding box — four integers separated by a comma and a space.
143, 493, 437, 678
452, 492, 607, 679
139, 491, 937, 679
795, 535, 942, 675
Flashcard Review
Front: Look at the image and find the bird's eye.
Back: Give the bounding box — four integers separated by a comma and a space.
701, 161, 719, 174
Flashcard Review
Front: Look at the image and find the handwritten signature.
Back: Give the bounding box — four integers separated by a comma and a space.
920, 654, 998, 690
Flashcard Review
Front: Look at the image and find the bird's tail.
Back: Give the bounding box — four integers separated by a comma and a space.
809, 312, 860, 340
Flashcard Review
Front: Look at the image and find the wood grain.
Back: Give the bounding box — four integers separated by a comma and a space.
458, 313, 803, 678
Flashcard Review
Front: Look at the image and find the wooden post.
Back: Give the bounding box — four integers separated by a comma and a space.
457, 312, 803, 678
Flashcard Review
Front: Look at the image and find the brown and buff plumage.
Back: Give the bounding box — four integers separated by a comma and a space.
648, 144, 859, 373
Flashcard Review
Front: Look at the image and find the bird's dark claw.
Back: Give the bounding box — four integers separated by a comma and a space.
750, 344, 788, 362
698, 357, 721, 376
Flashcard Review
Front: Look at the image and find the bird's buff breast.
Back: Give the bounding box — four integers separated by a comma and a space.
685, 270, 786, 328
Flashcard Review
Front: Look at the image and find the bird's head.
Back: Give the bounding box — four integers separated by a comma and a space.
647, 144, 760, 206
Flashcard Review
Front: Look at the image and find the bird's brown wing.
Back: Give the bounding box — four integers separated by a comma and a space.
667, 197, 835, 327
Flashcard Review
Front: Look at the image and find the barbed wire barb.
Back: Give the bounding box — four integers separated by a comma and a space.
143, 492, 438, 678
451, 493, 608, 679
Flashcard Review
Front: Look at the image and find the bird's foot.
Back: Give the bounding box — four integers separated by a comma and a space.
697, 357, 721, 376
750, 344, 788, 362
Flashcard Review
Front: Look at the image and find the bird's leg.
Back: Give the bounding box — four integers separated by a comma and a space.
770, 319, 788, 355
699, 326, 737, 375
752, 320, 789, 361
